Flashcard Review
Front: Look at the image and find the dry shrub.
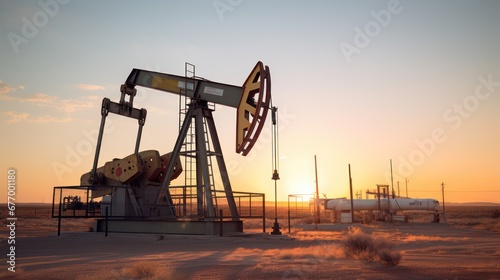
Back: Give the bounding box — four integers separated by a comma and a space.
121, 261, 186, 280
342, 227, 402, 266
122, 261, 157, 278
342, 228, 376, 259
377, 249, 402, 266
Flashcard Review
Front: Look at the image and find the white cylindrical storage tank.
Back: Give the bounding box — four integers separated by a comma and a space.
326, 198, 439, 211
392, 199, 439, 211
327, 198, 389, 211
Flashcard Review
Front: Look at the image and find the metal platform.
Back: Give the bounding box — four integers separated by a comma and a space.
53, 185, 265, 235
94, 219, 243, 235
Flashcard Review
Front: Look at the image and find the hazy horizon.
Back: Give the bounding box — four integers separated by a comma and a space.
1, 0, 499, 204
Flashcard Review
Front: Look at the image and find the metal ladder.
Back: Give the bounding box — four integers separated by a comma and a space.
178, 63, 217, 218
179, 63, 196, 217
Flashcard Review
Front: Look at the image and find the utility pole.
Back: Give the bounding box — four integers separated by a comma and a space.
314, 155, 320, 224
441, 182, 446, 223
349, 164, 354, 223
405, 178, 408, 198
389, 159, 394, 221
390, 159, 394, 198
397, 181, 400, 197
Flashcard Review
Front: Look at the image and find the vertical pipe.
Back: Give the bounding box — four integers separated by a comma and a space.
349, 164, 354, 223
390, 159, 394, 198
314, 155, 320, 224
441, 182, 446, 222
105, 207, 109, 237
262, 194, 266, 233
85, 187, 89, 217
274, 180, 278, 224
52, 188, 56, 218
287, 195, 291, 234
182, 186, 187, 217
405, 178, 408, 198
377, 185, 381, 215
219, 209, 223, 237
390, 160, 394, 221
288, 209, 291, 233
270, 106, 281, 235
57, 202, 62, 236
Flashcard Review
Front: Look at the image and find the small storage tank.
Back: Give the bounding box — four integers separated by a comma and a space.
101, 195, 112, 216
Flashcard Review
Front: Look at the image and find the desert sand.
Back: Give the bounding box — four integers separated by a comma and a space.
1, 206, 499, 279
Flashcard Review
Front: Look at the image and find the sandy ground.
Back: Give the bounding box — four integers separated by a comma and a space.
1, 219, 499, 280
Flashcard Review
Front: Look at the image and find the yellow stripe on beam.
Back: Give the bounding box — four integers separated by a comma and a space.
151, 76, 181, 93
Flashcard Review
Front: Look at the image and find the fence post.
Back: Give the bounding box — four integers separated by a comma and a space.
57, 202, 62, 236
262, 194, 266, 233
105, 207, 109, 237
219, 209, 223, 237
288, 209, 291, 234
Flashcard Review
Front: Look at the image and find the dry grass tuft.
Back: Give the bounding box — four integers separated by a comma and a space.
342, 227, 402, 266
277, 243, 346, 260
223, 243, 346, 263
448, 218, 500, 233
121, 261, 187, 280
291, 230, 342, 241
342, 227, 388, 261
122, 261, 157, 278
377, 249, 403, 266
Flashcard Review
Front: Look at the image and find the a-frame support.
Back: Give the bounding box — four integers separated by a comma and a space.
154, 100, 240, 221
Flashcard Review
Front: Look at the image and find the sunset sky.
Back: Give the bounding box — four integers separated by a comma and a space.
1, 0, 499, 204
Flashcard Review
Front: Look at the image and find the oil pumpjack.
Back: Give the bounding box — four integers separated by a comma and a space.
59, 61, 272, 235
